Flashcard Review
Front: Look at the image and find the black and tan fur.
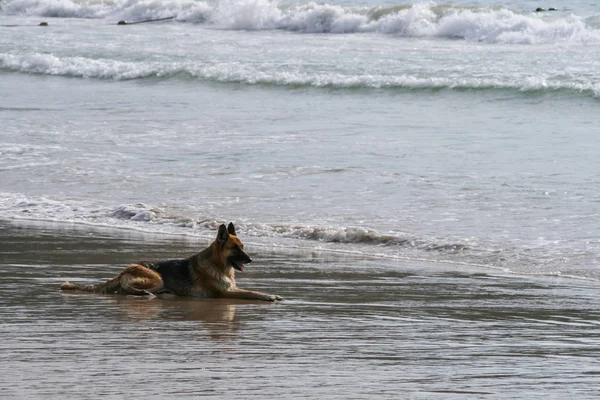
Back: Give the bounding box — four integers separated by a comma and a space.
61, 223, 282, 302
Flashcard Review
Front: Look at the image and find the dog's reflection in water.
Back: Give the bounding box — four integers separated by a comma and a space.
114, 296, 245, 338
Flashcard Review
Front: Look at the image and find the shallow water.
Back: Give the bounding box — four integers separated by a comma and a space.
3, 0, 600, 396
3, 0, 600, 281
1, 221, 599, 398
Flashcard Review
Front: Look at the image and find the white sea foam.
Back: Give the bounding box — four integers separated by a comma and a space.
270, 3, 599, 44
0, 53, 169, 79
365, 5, 595, 44
1, 0, 211, 20
3, 0, 600, 44
1, 192, 597, 280
2, 0, 105, 18
0, 192, 464, 251
0, 193, 201, 234
2, 52, 599, 97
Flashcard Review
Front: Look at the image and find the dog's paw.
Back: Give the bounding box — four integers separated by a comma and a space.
267, 294, 283, 302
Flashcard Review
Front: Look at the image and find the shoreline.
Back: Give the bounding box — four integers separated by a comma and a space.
2, 218, 600, 398
2, 217, 597, 287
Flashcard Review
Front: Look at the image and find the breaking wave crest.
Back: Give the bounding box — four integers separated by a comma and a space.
2, 52, 599, 97
2, 0, 600, 43
241, 223, 469, 252
0, 194, 468, 254
107, 204, 469, 253
2, 193, 596, 280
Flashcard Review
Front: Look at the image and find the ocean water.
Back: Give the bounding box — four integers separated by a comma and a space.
2, 0, 600, 281
2, 221, 600, 399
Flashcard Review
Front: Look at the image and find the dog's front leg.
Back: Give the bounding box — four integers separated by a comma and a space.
223, 288, 283, 302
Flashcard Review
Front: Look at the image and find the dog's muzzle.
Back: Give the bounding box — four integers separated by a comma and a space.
232, 257, 251, 272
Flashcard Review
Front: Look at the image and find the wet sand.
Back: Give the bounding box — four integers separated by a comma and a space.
1, 220, 599, 399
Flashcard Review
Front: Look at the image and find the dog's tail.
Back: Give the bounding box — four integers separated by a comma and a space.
60, 276, 121, 294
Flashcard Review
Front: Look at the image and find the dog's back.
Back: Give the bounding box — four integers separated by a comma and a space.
139, 259, 196, 296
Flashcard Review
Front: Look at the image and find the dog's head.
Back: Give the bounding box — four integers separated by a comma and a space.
216, 222, 252, 271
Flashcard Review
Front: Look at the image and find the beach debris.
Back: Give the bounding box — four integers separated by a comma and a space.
116, 16, 175, 25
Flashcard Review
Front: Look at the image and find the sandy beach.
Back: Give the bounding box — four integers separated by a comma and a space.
1, 219, 599, 399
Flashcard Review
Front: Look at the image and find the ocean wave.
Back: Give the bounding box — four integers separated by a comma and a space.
2, 192, 597, 280
2, 52, 599, 97
241, 222, 469, 252
102, 203, 471, 253
0, 53, 168, 79
2, 0, 600, 43
0, 193, 468, 252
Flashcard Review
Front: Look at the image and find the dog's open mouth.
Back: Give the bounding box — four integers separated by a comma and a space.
232, 261, 245, 272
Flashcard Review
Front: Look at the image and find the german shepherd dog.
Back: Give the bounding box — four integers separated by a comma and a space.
61, 223, 282, 301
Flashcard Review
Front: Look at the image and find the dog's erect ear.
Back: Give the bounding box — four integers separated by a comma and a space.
217, 224, 229, 246
227, 222, 236, 236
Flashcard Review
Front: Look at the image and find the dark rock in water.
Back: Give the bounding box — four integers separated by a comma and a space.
535, 7, 545, 12
117, 20, 128, 25
39, 22, 48, 26
549, 7, 557, 11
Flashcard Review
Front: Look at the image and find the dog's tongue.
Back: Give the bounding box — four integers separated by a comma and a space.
239, 264, 245, 272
